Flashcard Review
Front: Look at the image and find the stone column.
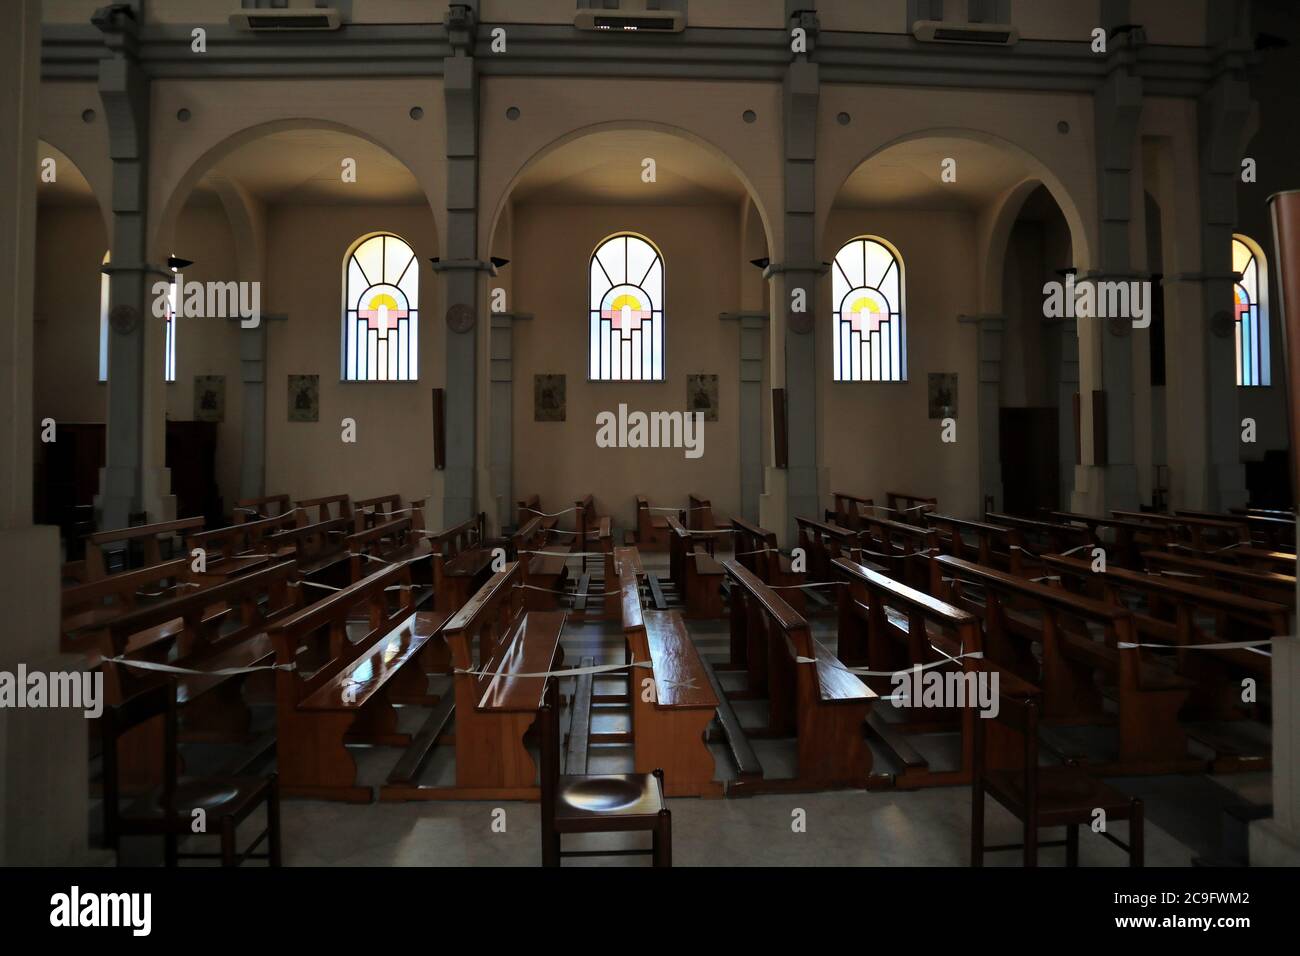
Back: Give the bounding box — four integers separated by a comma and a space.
959, 314, 1005, 514
94, 2, 172, 528
440, 2, 481, 526
722, 312, 768, 523
0, 0, 100, 865
489, 312, 531, 532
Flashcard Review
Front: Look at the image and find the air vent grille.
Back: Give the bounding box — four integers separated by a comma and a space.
247, 15, 333, 29
933, 27, 1012, 43
593, 16, 678, 31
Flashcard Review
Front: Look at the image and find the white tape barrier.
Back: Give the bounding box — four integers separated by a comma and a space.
521, 506, 578, 518
105, 656, 296, 677
454, 657, 698, 691
1118, 637, 1275, 656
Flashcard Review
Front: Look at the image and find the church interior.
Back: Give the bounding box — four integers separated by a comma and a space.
3, 0, 1300, 876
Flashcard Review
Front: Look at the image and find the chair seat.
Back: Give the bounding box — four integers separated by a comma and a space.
121, 776, 271, 830
554, 773, 664, 829
984, 765, 1134, 826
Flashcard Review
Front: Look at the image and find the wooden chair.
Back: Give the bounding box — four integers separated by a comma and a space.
538, 675, 671, 867
102, 682, 281, 867
972, 690, 1143, 867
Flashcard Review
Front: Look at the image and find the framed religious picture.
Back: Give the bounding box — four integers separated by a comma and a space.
288, 374, 320, 422
928, 372, 957, 419
686, 373, 719, 422
193, 375, 225, 423
534, 374, 565, 422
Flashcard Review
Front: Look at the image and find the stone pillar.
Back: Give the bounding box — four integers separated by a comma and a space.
959, 315, 1005, 514
489, 312, 530, 532
722, 312, 768, 523
440, 2, 480, 526
94, 2, 172, 528
0, 0, 99, 865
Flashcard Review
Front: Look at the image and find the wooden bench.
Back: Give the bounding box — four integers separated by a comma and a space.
985, 512, 1092, 563
516, 493, 559, 534
828, 491, 876, 531
1177, 508, 1295, 552
233, 493, 291, 523
723, 559, 876, 792
184, 510, 302, 581
1114, 509, 1249, 552
885, 491, 938, 526
426, 513, 492, 612
382, 561, 565, 801
267, 562, 447, 802
635, 495, 672, 551
834, 555, 1035, 788
346, 516, 432, 585
353, 493, 427, 533
1166, 541, 1297, 576
266, 516, 351, 587
61, 558, 195, 656
926, 513, 1025, 575
1047, 510, 1168, 568
99, 561, 302, 789
666, 514, 726, 618
68, 516, 206, 583
512, 515, 570, 610
731, 515, 805, 614
1142, 550, 1296, 608
1042, 553, 1283, 755
936, 554, 1201, 776
296, 493, 352, 525
857, 514, 942, 595
686, 493, 717, 531
619, 561, 722, 797
794, 516, 862, 601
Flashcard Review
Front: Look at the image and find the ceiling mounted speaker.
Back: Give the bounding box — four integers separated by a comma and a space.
230, 8, 341, 31
913, 20, 1019, 46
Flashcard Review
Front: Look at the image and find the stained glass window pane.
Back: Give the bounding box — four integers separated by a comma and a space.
343, 233, 419, 381
832, 237, 906, 383
589, 233, 665, 382
1233, 235, 1270, 388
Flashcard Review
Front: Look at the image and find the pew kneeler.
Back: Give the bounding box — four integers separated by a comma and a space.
971, 692, 1142, 868
539, 679, 671, 867
102, 682, 282, 867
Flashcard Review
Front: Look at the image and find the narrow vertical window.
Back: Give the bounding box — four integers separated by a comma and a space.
832, 236, 906, 382
589, 233, 664, 381
343, 233, 420, 381
1233, 234, 1270, 387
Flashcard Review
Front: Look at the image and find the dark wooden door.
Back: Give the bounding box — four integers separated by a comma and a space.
1000, 407, 1060, 516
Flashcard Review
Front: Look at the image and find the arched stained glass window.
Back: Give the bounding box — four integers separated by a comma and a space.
832, 236, 906, 382
589, 233, 664, 381
98, 250, 178, 383
343, 233, 419, 381
1233, 234, 1270, 387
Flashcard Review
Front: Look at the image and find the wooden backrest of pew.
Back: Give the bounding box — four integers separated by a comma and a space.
296, 493, 352, 524
985, 512, 1092, 553
925, 513, 1023, 570
731, 515, 779, 579
83, 517, 207, 580
885, 491, 938, 523
573, 494, 598, 542
619, 556, 644, 634
354, 493, 426, 532
185, 509, 303, 561
830, 491, 875, 531
233, 493, 291, 523
1171, 543, 1298, 574
1042, 553, 1291, 634
795, 516, 860, 574
516, 494, 541, 529
1142, 550, 1297, 605
266, 516, 350, 571
345, 515, 430, 581
1114, 509, 1250, 544
102, 560, 301, 700
442, 561, 529, 702
266, 562, 416, 706
858, 514, 942, 593
1187, 509, 1295, 549
426, 513, 485, 558
62, 558, 193, 651
687, 493, 715, 531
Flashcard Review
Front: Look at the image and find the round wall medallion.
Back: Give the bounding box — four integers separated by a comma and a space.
1211, 310, 1234, 338
109, 304, 140, 335
789, 310, 814, 335
446, 303, 476, 334
1106, 315, 1131, 337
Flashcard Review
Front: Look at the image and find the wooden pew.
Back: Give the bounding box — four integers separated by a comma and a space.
666, 514, 726, 618
731, 515, 805, 613
926, 513, 1025, 575
828, 491, 875, 531
425, 513, 493, 612
1142, 550, 1296, 608
233, 493, 291, 523
857, 514, 942, 596
794, 516, 861, 584
686, 493, 716, 531
1181, 508, 1295, 551
346, 516, 431, 584
184, 510, 302, 581
885, 491, 938, 525
1113, 509, 1249, 552
985, 512, 1092, 562
634, 495, 672, 551
62, 558, 194, 655
1046, 510, 1167, 568
516, 493, 559, 534
1166, 542, 1298, 576
98, 561, 302, 788
936, 554, 1201, 775
353, 493, 426, 533
1041, 553, 1283, 751
296, 493, 352, 525
619, 559, 722, 797
71, 516, 206, 583
382, 562, 565, 800
267, 562, 447, 802
723, 558, 876, 792
834, 556, 1036, 788
512, 515, 570, 610
265, 516, 351, 587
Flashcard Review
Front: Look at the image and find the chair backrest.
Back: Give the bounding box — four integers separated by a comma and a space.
971, 681, 1038, 794
101, 681, 179, 847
